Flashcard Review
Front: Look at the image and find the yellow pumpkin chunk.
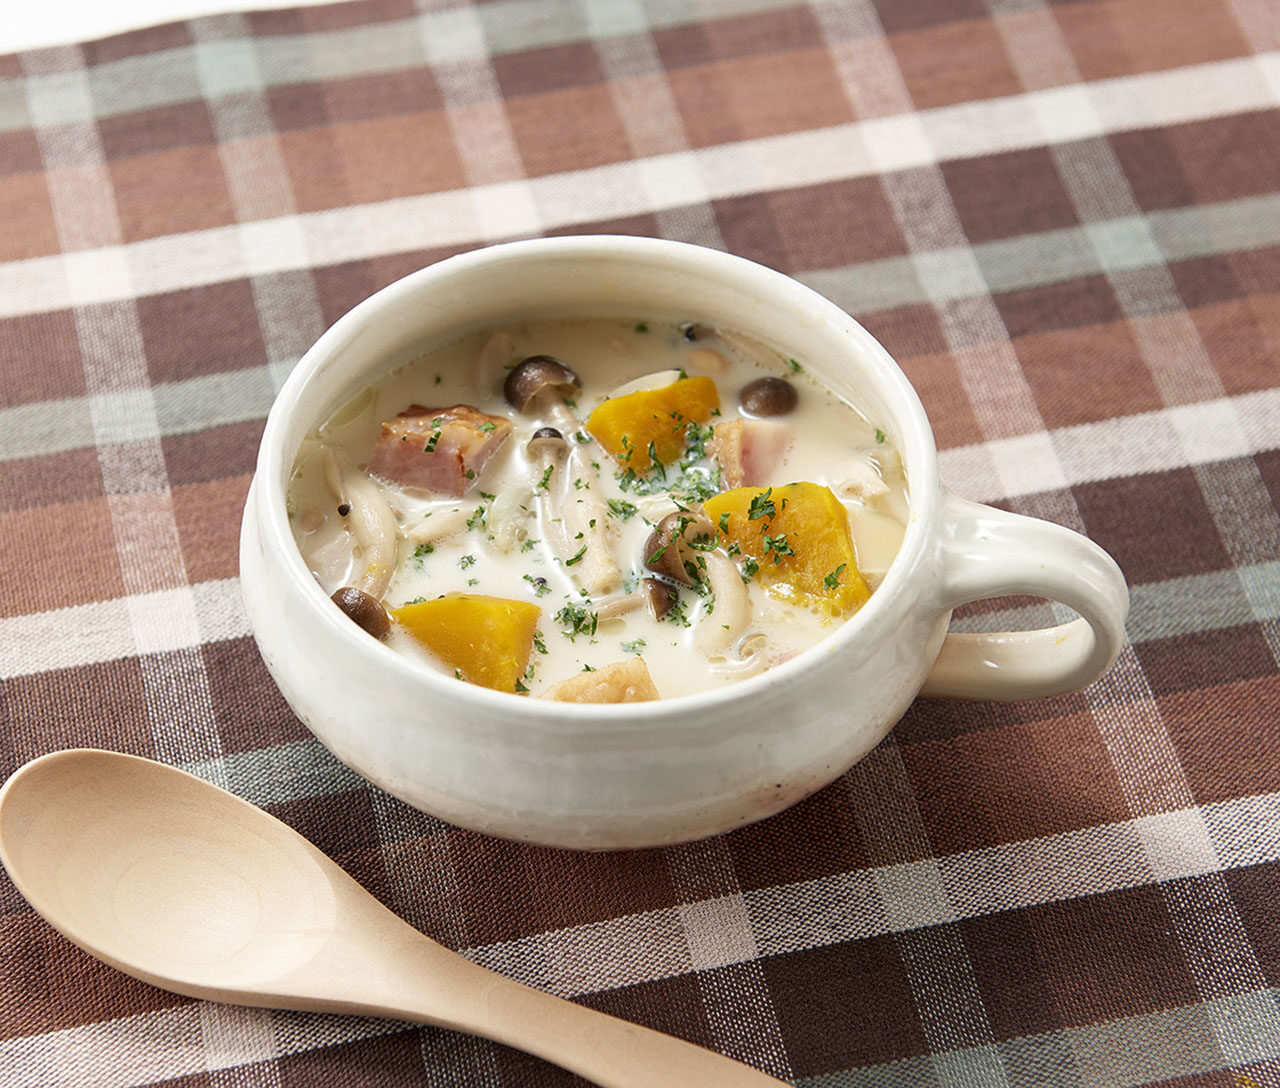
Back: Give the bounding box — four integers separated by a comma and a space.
703, 482, 870, 616
585, 376, 719, 472
391, 594, 540, 693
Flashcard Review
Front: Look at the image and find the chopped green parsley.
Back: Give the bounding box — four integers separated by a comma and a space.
555, 603, 599, 641
762, 534, 794, 564
663, 597, 692, 627
747, 488, 776, 522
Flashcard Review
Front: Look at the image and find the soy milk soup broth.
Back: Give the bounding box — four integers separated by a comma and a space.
287, 318, 909, 700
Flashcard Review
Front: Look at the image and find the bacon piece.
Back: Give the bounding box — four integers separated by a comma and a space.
709, 418, 792, 488
367, 404, 511, 496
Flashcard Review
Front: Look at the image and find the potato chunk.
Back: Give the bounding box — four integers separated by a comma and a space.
540, 658, 660, 703
585, 376, 719, 473
391, 594, 540, 693
703, 482, 870, 615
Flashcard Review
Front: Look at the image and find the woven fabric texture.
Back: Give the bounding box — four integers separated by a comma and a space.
2, 0, 1279, 1085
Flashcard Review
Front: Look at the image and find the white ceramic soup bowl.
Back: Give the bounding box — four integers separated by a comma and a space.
241, 236, 1128, 850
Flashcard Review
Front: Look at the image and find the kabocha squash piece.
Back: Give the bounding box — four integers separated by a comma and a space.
391, 594, 540, 693
703, 482, 870, 615
586, 376, 720, 473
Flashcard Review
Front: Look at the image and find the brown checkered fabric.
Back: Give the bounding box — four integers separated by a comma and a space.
2, 0, 1279, 1084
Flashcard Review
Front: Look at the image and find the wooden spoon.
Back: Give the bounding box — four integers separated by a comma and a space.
0, 749, 787, 1087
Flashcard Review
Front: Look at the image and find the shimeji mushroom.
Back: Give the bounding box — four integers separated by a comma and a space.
641, 576, 679, 621
643, 512, 708, 587
321, 448, 396, 637
739, 376, 798, 417
642, 512, 751, 656
400, 503, 472, 546
506, 356, 621, 597
526, 425, 609, 591
527, 425, 570, 521
329, 586, 390, 639
503, 355, 581, 413
594, 592, 646, 621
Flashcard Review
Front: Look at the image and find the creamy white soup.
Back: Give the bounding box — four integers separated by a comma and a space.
288, 319, 908, 701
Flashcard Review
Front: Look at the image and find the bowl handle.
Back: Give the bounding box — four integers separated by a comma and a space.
921, 492, 1129, 700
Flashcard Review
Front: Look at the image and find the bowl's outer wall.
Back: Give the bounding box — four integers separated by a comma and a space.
244, 488, 949, 847
242, 237, 950, 849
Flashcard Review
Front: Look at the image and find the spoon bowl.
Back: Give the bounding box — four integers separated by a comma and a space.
0, 749, 787, 1087
1, 749, 334, 992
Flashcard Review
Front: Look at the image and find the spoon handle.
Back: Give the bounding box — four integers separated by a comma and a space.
304, 919, 790, 1087
405, 947, 788, 1087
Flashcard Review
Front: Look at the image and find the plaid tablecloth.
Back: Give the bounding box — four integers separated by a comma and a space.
2, 0, 1279, 1084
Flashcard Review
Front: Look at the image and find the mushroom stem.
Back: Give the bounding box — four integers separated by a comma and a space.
534, 397, 621, 597
528, 425, 574, 556
594, 591, 646, 621
693, 551, 751, 657
322, 449, 397, 599
401, 504, 471, 546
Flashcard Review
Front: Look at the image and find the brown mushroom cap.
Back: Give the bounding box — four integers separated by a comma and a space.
642, 576, 678, 620
504, 355, 582, 411
644, 512, 716, 586
527, 426, 566, 454
644, 521, 690, 586
331, 586, 390, 639
739, 376, 798, 416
